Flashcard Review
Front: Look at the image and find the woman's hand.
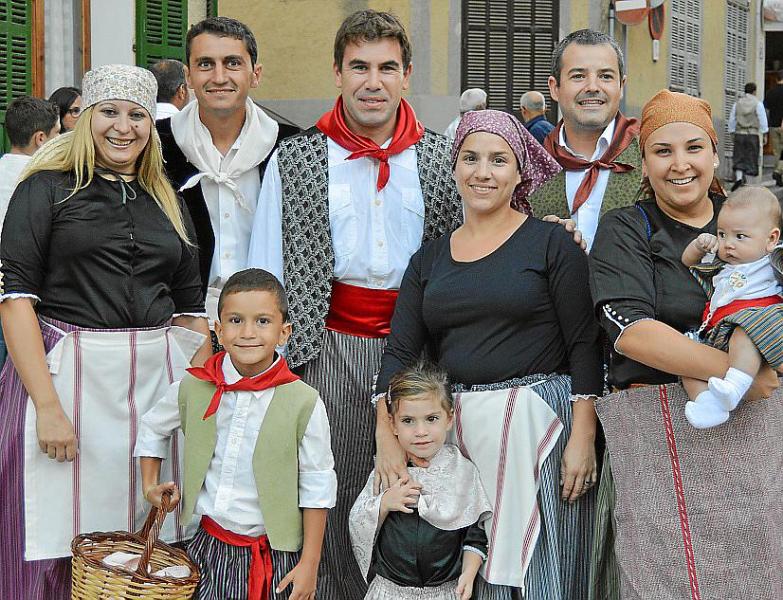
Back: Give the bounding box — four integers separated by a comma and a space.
35, 401, 77, 462
745, 363, 780, 401
560, 430, 597, 503
143, 482, 180, 512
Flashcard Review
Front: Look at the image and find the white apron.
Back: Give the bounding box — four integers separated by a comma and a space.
23, 322, 204, 560
450, 385, 562, 589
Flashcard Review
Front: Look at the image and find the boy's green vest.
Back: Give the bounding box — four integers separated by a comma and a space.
528, 138, 642, 219
177, 374, 318, 551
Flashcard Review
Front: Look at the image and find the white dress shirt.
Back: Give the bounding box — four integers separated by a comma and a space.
559, 119, 616, 252
247, 137, 425, 291
0, 153, 31, 243
155, 102, 180, 121
135, 354, 337, 537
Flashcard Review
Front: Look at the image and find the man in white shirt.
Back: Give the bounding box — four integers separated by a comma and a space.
247, 10, 462, 600
529, 29, 642, 251
148, 59, 189, 120
0, 96, 60, 367
157, 17, 288, 326
728, 82, 769, 190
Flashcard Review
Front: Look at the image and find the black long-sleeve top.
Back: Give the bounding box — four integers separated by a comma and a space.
375, 217, 603, 394
589, 196, 722, 389
0, 170, 204, 328
372, 509, 487, 587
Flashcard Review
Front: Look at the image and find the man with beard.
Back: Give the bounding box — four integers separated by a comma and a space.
247, 10, 462, 599
530, 29, 642, 252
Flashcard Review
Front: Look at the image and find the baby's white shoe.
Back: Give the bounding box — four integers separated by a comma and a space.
707, 377, 742, 411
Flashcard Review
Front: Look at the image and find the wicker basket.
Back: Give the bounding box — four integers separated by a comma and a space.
71, 495, 199, 599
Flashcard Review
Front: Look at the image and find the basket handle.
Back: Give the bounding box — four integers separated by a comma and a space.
135, 492, 171, 576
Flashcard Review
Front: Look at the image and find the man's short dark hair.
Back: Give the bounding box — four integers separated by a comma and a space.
218, 268, 288, 322
149, 59, 186, 103
334, 10, 412, 71
186, 16, 258, 66
744, 82, 757, 95
551, 29, 625, 85
6, 96, 59, 148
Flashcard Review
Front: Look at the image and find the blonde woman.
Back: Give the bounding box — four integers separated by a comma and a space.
0, 64, 210, 599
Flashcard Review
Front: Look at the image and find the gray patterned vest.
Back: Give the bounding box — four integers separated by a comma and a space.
277, 128, 463, 368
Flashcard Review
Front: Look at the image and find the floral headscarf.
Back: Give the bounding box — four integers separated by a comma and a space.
451, 109, 561, 214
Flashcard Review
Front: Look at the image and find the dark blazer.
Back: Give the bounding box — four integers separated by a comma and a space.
157, 117, 298, 291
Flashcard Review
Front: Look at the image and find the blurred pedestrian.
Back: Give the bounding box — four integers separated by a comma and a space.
728, 82, 767, 191
48, 86, 82, 132
764, 71, 783, 186
443, 88, 487, 140
148, 59, 189, 120
519, 90, 554, 144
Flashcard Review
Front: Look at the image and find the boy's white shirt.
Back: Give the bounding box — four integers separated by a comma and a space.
135, 354, 337, 537
709, 254, 783, 313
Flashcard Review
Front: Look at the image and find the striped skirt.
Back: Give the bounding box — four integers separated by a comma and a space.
704, 304, 783, 369
187, 525, 301, 599
453, 375, 596, 600
365, 575, 459, 599
296, 329, 384, 600
591, 383, 783, 599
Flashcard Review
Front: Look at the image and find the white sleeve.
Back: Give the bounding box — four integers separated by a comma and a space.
728, 103, 737, 133
247, 150, 285, 286
758, 101, 769, 133
133, 381, 182, 459
298, 397, 337, 508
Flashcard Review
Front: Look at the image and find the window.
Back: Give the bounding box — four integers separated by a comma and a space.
462, 0, 558, 119
669, 0, 702, 96
0, 0, 32, 152
724, 0, 750, 158
135, 0, 187, 67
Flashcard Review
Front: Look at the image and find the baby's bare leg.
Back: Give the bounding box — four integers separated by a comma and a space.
727, 327, 763, 377
682, 376, 708, 401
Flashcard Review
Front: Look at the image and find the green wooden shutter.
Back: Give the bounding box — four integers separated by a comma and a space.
136, 0, 188, 67
207, 0, 219, 18
0, 0, 32, 154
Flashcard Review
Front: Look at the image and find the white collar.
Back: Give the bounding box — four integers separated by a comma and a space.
559, 117, 617, 161
222, 352, 282, 385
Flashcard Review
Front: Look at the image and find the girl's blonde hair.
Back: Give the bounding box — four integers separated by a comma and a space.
20, 105, 190, 242
387, 361, 453, 416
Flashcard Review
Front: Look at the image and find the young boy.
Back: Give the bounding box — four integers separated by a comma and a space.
135, 268, 336, 599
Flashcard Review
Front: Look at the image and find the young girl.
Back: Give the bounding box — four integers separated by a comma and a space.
681, 186, 783, 428
350, 362, 492, 600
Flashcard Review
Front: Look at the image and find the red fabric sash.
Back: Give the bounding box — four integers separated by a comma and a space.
543, 113, 640, 213
187, 351, 300, 420
201, 516, 273, 600
325, 281, 399, 338
315, 96, 424, 191
702, 295, 783, 330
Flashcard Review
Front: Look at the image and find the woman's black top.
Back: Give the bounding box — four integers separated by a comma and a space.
589, 196, 723, 389
372, 509, 487, 587
375, 217, 603, 395
1, 170, 204, 329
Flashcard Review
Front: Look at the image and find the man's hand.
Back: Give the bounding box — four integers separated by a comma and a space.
541, 215, 587, 251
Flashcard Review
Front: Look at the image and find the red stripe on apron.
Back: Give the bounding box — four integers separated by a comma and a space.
127, 332, 138, 532
485, 388, 519, 580
453, 393, 471, 461
659, 385, 701, 600
72, 331, 82, 538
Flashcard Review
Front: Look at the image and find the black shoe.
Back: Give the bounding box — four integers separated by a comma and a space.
775, 172, 783, 186
730, 178, 745, 192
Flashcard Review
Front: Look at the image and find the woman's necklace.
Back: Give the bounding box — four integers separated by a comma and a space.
95, 167, 138, 205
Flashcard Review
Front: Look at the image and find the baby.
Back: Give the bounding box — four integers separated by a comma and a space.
681, 186, 783, 429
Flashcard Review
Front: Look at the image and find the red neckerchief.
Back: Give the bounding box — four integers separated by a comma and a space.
316, 96, 424, 191
543, 113, 640, 213
187, 351, 300, 420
